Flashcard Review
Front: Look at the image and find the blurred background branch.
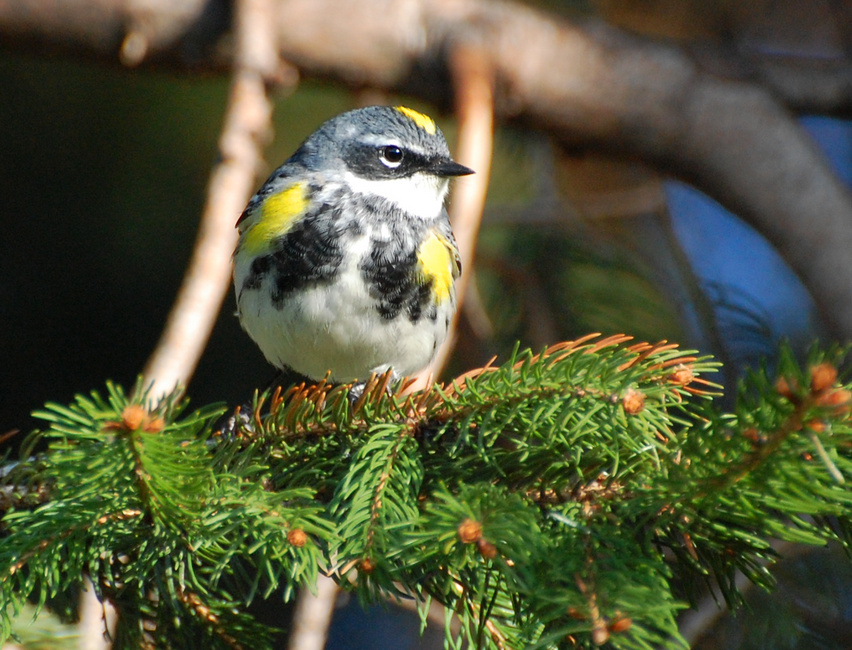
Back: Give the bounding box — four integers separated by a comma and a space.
141, 0, 283, 397
75, 0, 282, 646
3, 0, 852, 339
4, 0, 852, 648
413, 40, 494, 390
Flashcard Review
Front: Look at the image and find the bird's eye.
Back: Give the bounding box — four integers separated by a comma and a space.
379, 145, 404, 168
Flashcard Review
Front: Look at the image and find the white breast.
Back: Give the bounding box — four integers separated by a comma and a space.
236, 232, 453, 382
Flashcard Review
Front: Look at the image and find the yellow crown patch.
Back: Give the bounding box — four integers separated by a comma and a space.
395, 106, 437, 135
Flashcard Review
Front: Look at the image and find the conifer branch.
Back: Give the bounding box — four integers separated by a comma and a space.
3, 338, 852, 648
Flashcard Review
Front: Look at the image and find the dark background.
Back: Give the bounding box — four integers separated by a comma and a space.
3, 1, 852, 647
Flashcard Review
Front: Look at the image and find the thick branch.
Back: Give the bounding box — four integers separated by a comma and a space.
5, 0, 852, 339
689, 47, 852, 118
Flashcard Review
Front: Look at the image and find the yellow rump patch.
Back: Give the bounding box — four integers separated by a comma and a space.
395, 106, 437, 135
242, 182, 308, 255
417, 232, 456, 303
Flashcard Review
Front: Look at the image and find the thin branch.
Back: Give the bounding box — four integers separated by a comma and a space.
410, 40, 495, 391
140, 0, 282, 398
4, 0, 852, 339
285, 40, 495, 650
78, 576, 115, 650
461, 273, 495, 342
84, 1, 281, 645
286, 573, 339, 650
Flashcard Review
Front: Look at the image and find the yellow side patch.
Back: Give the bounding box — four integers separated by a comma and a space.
417, 232, 456, 303
242, 182, 308, 255
395, 106, 437, 135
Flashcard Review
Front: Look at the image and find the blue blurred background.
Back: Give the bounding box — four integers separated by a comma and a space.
3, 1, 852, 646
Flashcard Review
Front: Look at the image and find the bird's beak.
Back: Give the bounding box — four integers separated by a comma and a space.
430, 158, 475, 177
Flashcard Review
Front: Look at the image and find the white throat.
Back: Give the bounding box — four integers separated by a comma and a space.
344, 171, 449, 220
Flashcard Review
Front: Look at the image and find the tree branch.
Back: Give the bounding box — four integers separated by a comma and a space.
286, 572, 339, 650
412, 40, 494, 389
140, 0, 281, 397
4, 0, 852, 340
691, 46, 852, 118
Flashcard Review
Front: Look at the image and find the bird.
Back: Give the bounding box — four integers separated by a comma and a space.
233, 105, 474, 386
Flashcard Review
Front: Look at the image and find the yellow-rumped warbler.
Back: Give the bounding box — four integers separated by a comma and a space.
233, 105, 473, 383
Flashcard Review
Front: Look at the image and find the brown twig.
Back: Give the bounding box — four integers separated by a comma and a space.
78, 576, 118, 650
140, 0, 283, 398
286, 43, 494, 649
6, 0, 852, 338
286, 572, 340, 650
410, 40, 495, 391
114, 0, 279, 648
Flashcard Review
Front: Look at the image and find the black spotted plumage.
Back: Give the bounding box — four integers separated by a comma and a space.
356, 195, 437, 323
233, 105, 472, 382
361, 243, 435, 322
240, 206, 346, 304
